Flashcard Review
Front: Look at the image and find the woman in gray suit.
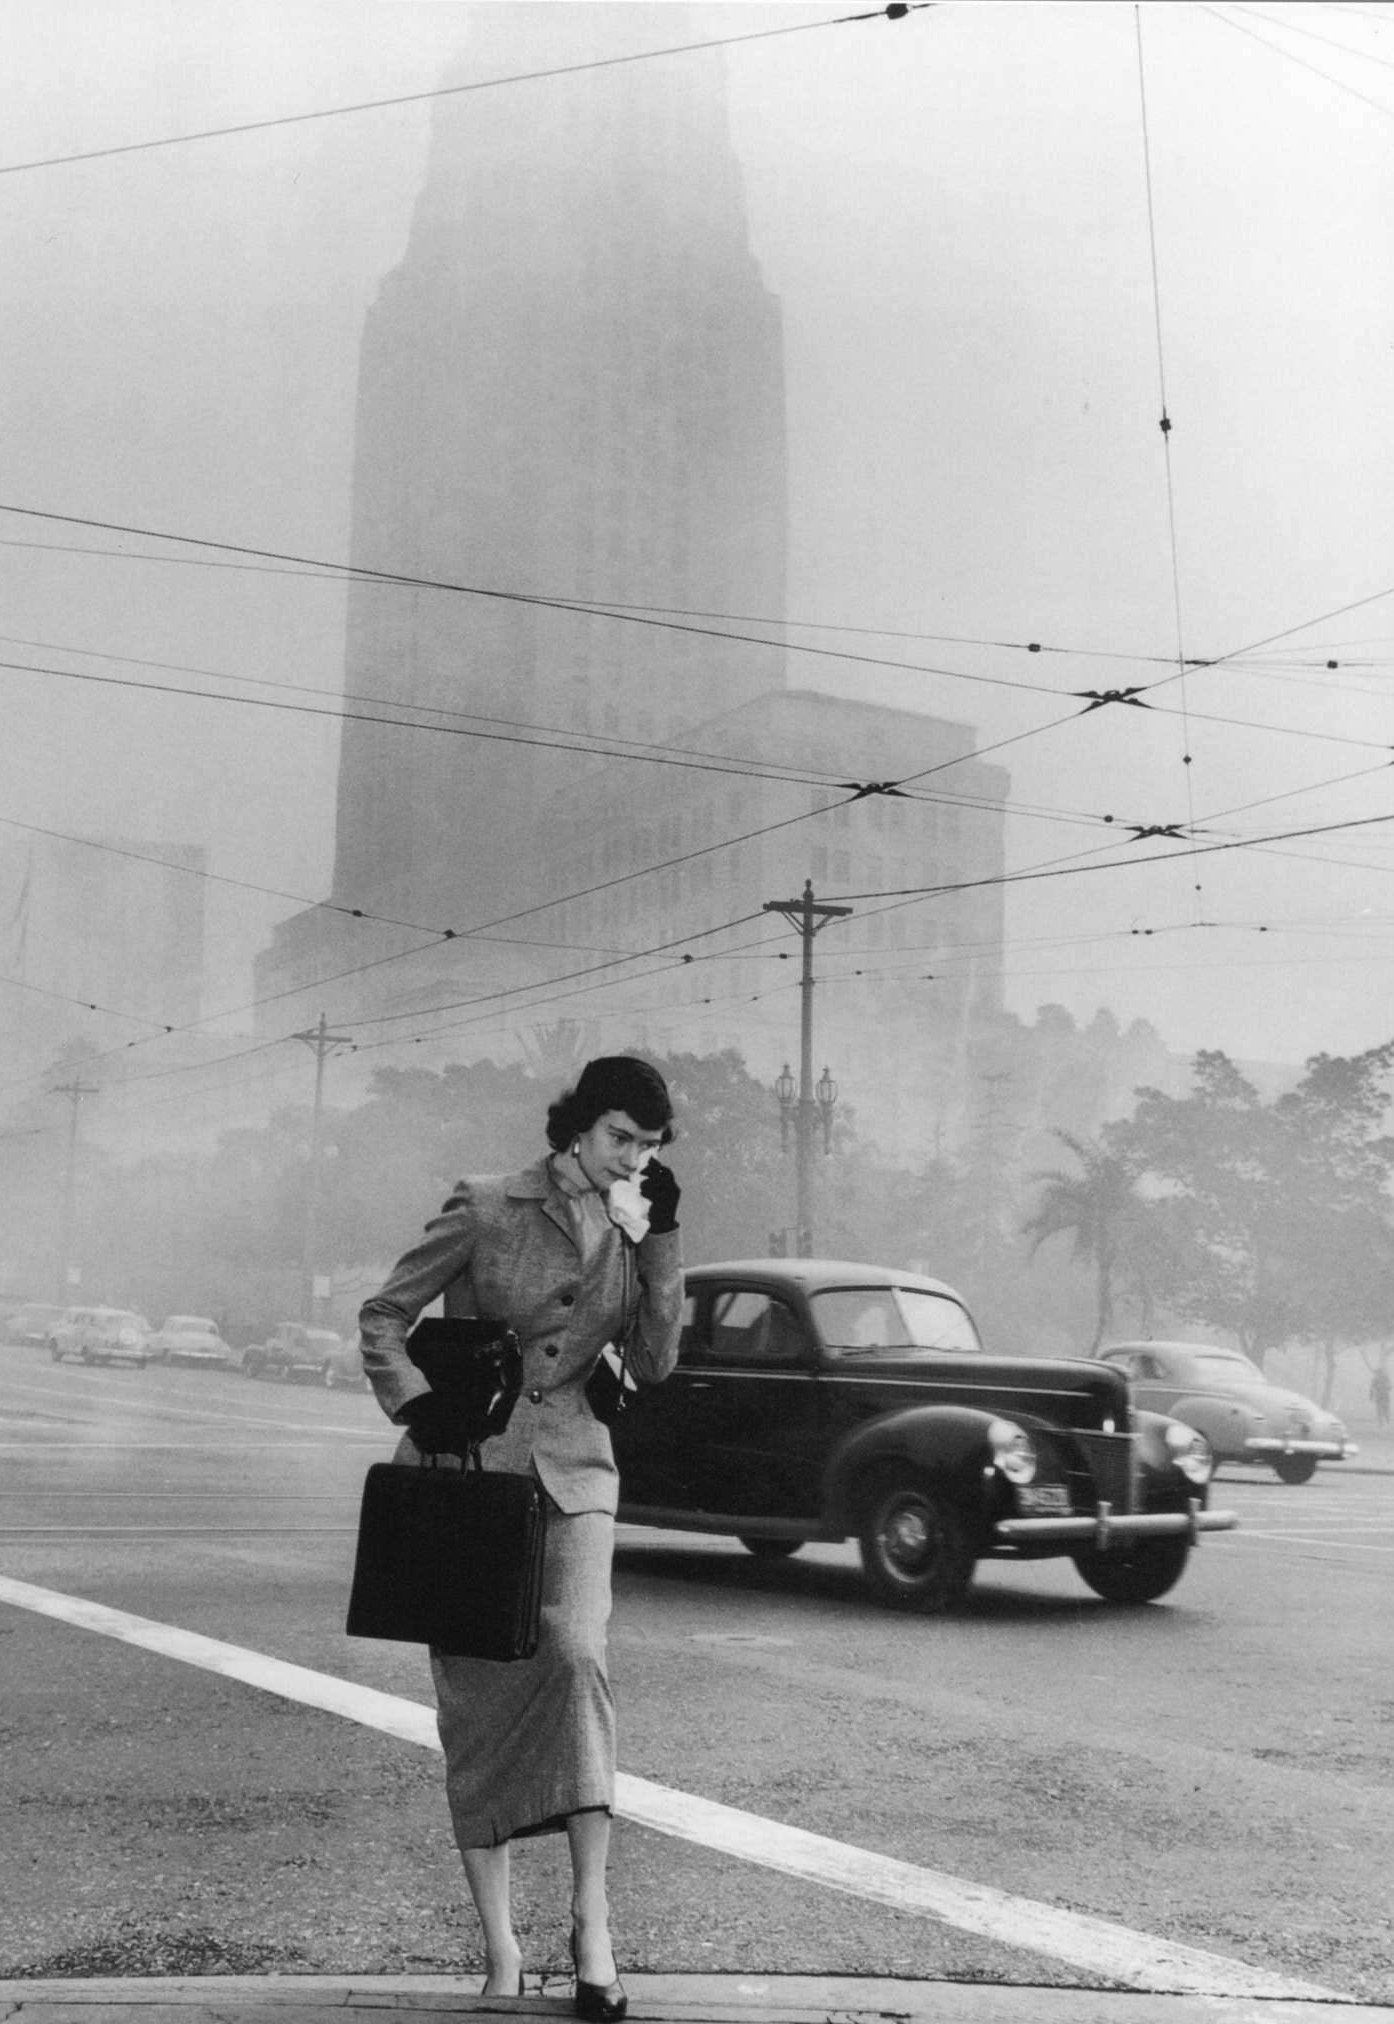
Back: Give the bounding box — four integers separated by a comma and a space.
358, 1056, 683, 2020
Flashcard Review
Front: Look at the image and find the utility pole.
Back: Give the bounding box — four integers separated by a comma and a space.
763, 880, 851, 1256
51, 1077, 97, 1305
292, 1014, 354, 1324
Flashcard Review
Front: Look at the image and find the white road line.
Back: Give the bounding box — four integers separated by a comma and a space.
0, 1572, 1337, 2005
1224, 1531, 1394, 1555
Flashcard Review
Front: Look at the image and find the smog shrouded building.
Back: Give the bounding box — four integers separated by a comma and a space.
255, 4, 1008, 1156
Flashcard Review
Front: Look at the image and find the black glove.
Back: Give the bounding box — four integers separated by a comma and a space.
639, 1157, 681, 1234
399, 1389, 464, 1456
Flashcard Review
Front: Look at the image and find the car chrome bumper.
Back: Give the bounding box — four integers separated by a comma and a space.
996, 1498, 1238, 1548
1242, 1437, 1354, 1458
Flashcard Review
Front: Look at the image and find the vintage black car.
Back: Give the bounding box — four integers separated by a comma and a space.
613, 1260, 1237, 1610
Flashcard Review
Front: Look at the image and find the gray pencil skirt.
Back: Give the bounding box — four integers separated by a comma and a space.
430, 1502, 616, 1849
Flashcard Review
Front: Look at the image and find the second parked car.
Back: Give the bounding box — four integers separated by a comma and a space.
1098, 1341, 1355, 1484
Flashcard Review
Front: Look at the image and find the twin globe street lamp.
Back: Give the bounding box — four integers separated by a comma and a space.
773, 1061, 838, 1256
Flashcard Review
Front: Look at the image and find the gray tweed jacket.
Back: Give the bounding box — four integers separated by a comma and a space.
358, 1156, 684, 1515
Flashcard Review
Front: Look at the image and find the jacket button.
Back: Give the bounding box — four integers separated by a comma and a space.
544, 1343, 559, 1358
560, 1294, 575, 1306
528, 1387, 543, 1404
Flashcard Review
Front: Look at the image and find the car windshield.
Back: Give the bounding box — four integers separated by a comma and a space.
813, 1287, 982, 1358
304, 1331, 341, 1348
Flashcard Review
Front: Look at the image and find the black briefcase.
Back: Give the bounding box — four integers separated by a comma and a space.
346, 1460, 546, 1661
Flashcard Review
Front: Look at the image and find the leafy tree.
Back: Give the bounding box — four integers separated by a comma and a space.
1114, 1045, 1394, 1367
1021, 1130, 1142, 1352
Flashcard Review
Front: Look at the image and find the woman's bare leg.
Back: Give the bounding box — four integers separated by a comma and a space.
566, 1809, 617, 1985
460, 1842, 521, 1995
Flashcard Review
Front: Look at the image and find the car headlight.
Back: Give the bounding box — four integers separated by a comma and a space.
987, 1417, 1037, 1485
1165, 1420, 1213, 1484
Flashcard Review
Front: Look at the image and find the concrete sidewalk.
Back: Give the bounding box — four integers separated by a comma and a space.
2, 1977, 1392, 2024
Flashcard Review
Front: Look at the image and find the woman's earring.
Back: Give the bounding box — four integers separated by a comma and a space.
571, 1140, 582, 1159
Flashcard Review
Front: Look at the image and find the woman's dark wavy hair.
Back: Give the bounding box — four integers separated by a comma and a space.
546, 1055, 675, 1151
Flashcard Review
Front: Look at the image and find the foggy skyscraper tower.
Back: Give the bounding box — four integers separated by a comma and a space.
327, 5, 786, 926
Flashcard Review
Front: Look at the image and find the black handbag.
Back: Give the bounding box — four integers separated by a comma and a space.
585, 1338, 638, 1425
403, 1315, 522, 1450
346, 1455, 546, 1660
584, 1240, 639, 1424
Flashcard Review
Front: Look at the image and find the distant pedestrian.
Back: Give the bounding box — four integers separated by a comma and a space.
1371, 1364, 1391, 1427
358, 1056, 684, 2017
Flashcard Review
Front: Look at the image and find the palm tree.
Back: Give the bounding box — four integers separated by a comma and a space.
1022, 1130, 1142, 1353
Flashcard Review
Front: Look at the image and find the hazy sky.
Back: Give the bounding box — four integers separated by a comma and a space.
3, 0, 1393, 1129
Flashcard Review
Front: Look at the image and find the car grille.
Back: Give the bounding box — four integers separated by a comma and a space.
1068, 1430, 1135, 1514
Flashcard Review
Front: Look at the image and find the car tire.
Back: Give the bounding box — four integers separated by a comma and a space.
1072, 1534, 1190, 1605
50, 1344, 63, 1362
1273, 1453, 1318, 1485
857, 1475, 976, 1612
738, 1537, 802, 1560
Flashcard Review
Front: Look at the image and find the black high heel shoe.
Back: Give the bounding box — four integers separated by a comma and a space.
570, 1928, 627, 2023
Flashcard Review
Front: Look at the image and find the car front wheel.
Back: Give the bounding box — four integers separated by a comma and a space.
1273, 1453, 1318, 1485
1072, 1534, 1190, 1605
858, 1476, 975, 1612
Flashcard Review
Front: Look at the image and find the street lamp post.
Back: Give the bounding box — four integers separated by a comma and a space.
816, 1066, 839, 1154
763, 880, 851, 1256
51, 1077, 97, 1305
292, 1013, 354, 1324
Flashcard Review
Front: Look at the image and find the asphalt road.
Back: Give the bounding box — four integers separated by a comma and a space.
1, 1344, 1390, 2002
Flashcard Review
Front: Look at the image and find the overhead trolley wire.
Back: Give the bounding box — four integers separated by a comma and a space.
9, 509, 1393, 774
1229, 1, 1394, 74
831, 805, 1394, 904
1201, 2, 1394, 123
0, 504, 1079, 705
0, 813, 631, 962
12, 526, 1394, 684
17, 528, 1391, 679
0, 5, 930, 180
0, 651, 846, 789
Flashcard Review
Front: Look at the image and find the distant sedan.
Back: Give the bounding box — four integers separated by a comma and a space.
1098, 1341, 1355, 1484
146, 1315, 235, 1368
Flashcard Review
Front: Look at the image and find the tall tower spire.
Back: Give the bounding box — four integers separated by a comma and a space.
329, 4, 786, 924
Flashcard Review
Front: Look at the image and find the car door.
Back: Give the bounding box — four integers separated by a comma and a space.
678, 1283, 825, 1521
613, 1287, 705, 1509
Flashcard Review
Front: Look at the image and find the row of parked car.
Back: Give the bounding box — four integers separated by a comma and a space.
3, 1302, 368, 1389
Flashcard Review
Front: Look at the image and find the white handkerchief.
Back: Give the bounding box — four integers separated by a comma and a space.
606, 1173, 651, 1243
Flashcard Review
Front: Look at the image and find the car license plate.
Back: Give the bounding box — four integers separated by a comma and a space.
1016, 1483, 1073, 1514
